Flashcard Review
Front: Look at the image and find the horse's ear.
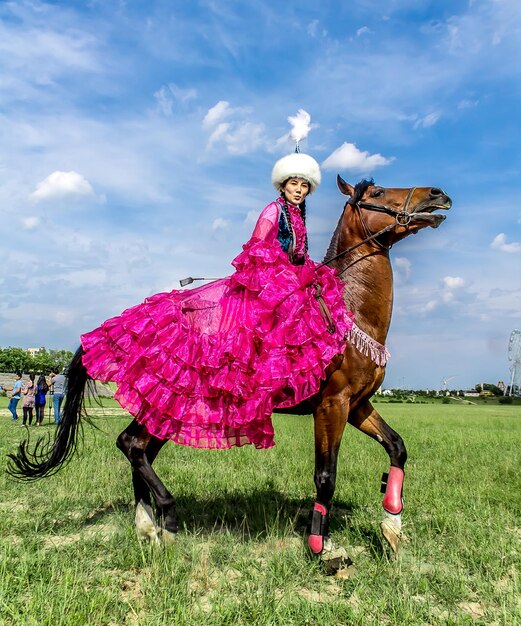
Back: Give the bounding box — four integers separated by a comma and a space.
337, 175, 355, 197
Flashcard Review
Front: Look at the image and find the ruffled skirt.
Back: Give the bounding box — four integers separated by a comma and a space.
81, 239, 354, 449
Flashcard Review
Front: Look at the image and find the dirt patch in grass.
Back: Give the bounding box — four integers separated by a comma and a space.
0, 499, 28, 513
1, 533, 23, 546
292, 581, 342, 603
457, 601, 486, 620
42, 522, 119, 549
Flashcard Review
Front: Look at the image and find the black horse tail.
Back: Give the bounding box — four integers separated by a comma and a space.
7, 346, 93, 480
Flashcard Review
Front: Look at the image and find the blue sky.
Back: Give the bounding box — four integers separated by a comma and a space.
1, 0, 520, 390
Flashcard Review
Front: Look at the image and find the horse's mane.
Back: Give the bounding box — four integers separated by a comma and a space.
323, 179, 374, 263
352, 178, 374, 204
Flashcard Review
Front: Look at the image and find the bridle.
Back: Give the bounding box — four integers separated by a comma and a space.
318, 187, 418, 275
356, 186, 416, 226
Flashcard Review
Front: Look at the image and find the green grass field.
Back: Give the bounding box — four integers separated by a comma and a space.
0, 398, 519, 625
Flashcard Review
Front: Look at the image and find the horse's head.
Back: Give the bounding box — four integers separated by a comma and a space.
337, 176, 451, 246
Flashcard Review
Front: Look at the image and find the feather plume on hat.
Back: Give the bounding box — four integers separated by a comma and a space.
271, 110, 321, 193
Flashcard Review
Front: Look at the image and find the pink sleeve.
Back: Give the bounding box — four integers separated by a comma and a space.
251, 202, 280, 242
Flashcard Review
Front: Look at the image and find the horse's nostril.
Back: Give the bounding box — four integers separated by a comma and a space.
430, 187, 443, 197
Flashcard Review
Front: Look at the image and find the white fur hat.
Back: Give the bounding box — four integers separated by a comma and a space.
271, 153, 321, 194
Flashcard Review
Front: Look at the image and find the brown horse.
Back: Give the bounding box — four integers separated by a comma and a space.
8, 178, 451, 568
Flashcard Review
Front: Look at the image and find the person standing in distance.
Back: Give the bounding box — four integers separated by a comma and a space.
49, 367, 67, 425
4, 373, 24, 421
22, 373, 37, 426
34, 374, 49, 426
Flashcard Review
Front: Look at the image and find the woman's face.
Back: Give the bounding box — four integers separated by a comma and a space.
282, 178, 310, 206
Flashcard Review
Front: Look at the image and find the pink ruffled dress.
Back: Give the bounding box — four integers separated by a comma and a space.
81, 199, 354, 449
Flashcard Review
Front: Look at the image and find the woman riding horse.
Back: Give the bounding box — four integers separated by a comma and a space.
79, 151, 353, 449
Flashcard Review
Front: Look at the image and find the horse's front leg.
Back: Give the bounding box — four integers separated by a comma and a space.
117, 420, 177, 545
311, 390, 353, 572
349, 401, 408, 553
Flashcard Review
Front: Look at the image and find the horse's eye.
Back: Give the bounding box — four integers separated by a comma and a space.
371, 189, 384, 198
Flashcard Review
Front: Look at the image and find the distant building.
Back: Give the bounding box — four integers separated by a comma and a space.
26, 347, 44, 357
463, 389, 480, 397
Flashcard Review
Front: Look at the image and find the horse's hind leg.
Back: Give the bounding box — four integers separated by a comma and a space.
117, 419, 177, 545
349, 401, 407, 553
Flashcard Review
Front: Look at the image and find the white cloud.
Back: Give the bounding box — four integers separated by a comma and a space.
443, 276, 465, 289
307, 20, 328, 38
307, 19, 328, 38
225, 122, 266, 155
207, 122, 231, 148
308, 20, 319, 37
394, 257, 412, 281
29, 171, 95, 203
212, 217, 228, 230
356, 26, 372, 37
414, 112, 441, 129
440, 275, 466, 305
202, 100, 265, 154
203, 101, 232, 128
491, 233, 521, 253
154, 83, 197, 116
207, 121, 266, 155
423, 300, 437, 312
168, 83, 197, 104
322, 142, 393, 172
21, 216, 40, 230
154, 86, 174, 116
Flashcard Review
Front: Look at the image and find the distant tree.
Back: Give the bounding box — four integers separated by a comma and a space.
475, 383, 503, 397
0, 347, 30, 373
31, 347, 50, 373
49, 349, 75, 372
0, 346, 74, 374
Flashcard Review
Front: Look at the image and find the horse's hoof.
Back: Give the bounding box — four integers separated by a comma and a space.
159, 528, 176, 546
380, 518, 408, 554
135, 501, 161, 546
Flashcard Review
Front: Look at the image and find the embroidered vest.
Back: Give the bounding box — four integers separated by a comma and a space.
277, 200, 292, 255
276, 199, 308, 265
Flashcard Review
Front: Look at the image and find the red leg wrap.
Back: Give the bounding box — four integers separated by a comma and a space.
308, 502, 327, 555
382, 466, 404, 515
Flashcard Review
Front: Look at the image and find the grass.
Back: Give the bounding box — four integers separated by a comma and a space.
0, 398, 520, 625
